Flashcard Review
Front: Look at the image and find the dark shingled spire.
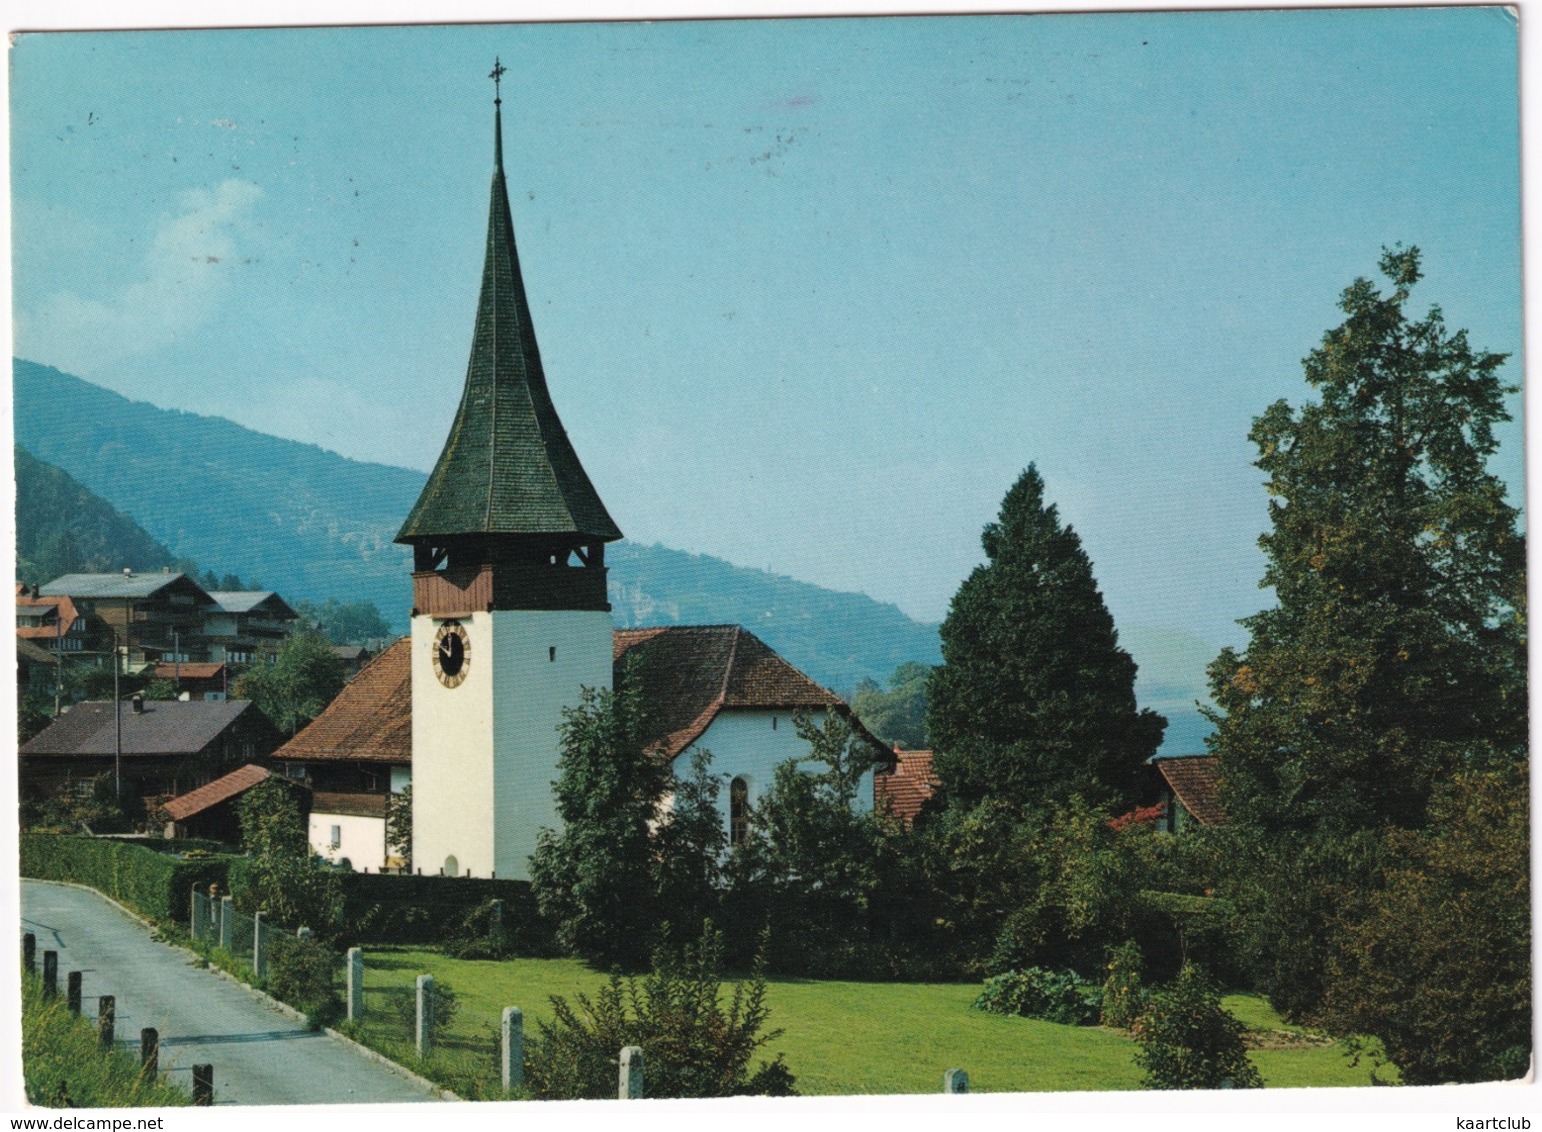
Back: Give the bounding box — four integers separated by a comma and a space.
397, 90, 622, 547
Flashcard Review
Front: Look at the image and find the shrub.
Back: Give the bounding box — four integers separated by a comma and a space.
444, 897, 514, 960
1132, 963, 1262, 1089
265, 934, 343, 1028
1101, 940, 1147, 1029
973, 967, 1102, 1026
526, 924, 796, 1100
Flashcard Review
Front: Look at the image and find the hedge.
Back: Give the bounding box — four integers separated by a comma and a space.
20, 834, 229, 924
338, 872, 552, 950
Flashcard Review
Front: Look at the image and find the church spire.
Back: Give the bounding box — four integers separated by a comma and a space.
397, 66, 622, 560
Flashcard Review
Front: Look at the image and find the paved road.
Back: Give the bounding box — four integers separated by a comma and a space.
21, 880, 442, 1106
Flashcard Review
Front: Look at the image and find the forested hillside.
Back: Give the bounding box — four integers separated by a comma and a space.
14, 447, 183, 586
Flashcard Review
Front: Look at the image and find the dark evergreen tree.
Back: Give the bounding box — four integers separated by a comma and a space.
927, 465, 1165, 812
1206, 247, 1526, 1019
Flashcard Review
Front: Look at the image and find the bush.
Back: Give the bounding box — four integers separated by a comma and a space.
526, 924, 796, 1100
444, 898, 514, 960
1100, 940, 1147, 1029
265, 934, 343, 1028
973, 967, 1102, 1026
1132, 963, 1262, 1090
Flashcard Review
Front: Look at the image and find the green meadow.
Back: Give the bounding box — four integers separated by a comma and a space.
345, 948, 1390, 1099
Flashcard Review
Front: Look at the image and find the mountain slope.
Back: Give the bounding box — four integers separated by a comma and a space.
12, 359, 941, 693
14, 446, 182, 586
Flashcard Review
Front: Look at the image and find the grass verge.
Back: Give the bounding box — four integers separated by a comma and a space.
21, 973, 192, 1108
346, 948, 1392, 1097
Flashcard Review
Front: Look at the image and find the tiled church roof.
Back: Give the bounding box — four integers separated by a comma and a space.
273, 639, 413, 765
1155, 754, 1227, 826
275, 625, 883, 770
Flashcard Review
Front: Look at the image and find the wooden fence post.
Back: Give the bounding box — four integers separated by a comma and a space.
619, 1045, 643, 1099
97, 995, 115, 1049
42, 951, 57, 998
252, 911, 266, 979
219, 896, 234, 950
67, 971, 82, 1015
192, 1064, 214, 1106
22, 932, 35, 974
140, 1028, 158, 1078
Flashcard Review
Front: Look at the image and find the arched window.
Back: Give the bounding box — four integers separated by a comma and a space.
729, 777, 750, 848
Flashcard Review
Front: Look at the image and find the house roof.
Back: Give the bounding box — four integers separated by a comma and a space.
162, 763, 273, 821
17, 637, 60, 666
1154, 755, 1227, 826
15, 587, 85, 640
207, 591, 299, 618
311, 791, 388, 819
41, 572, 212, 603
614, 625, 880, 760
396, 105, 621, 547
151, 662, 226, 682
273, 638, 412, 765
874, 748, 940, 827
19, 699, 262, 758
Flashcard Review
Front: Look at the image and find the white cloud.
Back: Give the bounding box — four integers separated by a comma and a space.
15, 179, 262, 374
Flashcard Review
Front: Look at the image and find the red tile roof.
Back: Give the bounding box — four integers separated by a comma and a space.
162, 763, 272, 821
15, 586, 84, 641
614, 625, 862, 760
273, 638, 412, 765
1109, 799, 1168, 832
1155, 755, 1227, 826
874, 748, 940, 827
269, 626, 883, 770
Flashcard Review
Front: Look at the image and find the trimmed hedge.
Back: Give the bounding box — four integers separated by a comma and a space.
339, 872, 552, 950
20, 834, 228, 924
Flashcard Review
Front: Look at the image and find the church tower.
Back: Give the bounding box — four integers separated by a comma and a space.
397, 64, 622, 880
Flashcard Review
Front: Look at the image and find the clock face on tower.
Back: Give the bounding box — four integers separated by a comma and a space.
432, 620, 470, 688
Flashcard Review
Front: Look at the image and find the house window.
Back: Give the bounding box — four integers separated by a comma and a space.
329, 825, 342, 850
729, 777, 750, 848
549, 646, 557, 662
285, 764, 307, 781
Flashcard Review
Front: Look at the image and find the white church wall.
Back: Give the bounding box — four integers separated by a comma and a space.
309, 811, 385, 871
411, 612, 496, 879
490, 609, 613, 881
689, 708, 877, 839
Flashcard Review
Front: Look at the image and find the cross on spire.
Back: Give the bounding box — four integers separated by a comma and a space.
490, 57, 506, 106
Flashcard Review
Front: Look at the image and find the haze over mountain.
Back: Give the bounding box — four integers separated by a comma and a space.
12, 360, 947, 695
12, 358, 1211, 746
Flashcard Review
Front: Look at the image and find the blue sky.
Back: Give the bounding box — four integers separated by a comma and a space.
8, 6, 1524, 703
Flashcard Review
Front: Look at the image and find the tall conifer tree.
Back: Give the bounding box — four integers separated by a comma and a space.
928, 465, 1165, 812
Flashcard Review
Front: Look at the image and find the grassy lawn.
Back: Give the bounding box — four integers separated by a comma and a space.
347, 948, 1387, 1097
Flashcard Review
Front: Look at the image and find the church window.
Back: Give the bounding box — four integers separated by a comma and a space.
730, 777, 750, 847
772, 716, 777, 731
329, 825, 342, 849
